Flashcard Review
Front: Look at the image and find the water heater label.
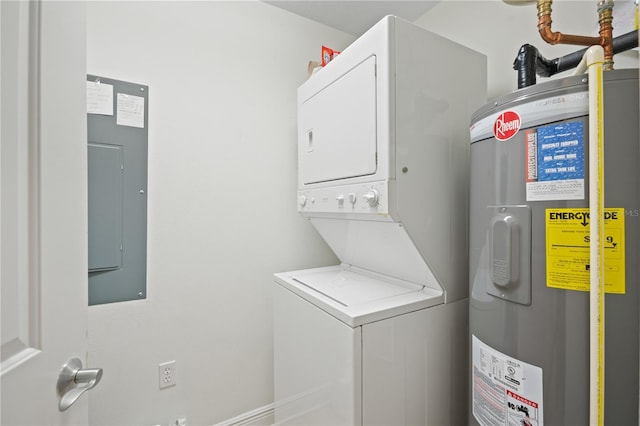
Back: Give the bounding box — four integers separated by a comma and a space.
472, 335, 543, 426
526, 120, 585, 201
545, 208, 626, 294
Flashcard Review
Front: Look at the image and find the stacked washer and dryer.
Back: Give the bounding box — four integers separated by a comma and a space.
272, 16, 486, 425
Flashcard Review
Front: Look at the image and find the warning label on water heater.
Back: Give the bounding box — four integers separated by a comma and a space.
526, 121, 585, 201
545, 207, 626, 294
472, 335, 543, 426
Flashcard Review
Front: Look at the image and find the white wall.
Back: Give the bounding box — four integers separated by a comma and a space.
416, 0, 639, 100
86, 2, 352, 424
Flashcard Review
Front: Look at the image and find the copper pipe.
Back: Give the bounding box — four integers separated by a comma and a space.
598, 0, 614, 70
536, 0, 614, 69
537, 0, 601, 45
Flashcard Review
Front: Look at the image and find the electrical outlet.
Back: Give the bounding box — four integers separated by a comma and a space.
159, 361, 176, 389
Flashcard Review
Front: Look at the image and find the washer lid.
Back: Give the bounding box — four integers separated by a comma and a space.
274, 265, 444, 327
292, 268, 417, 306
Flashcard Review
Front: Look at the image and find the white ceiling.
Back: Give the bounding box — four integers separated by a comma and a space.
263, 1, 440, 36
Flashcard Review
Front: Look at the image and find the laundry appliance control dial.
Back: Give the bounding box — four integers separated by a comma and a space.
363, 189, 379, 207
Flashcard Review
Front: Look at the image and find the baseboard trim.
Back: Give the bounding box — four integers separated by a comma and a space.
215, 403, 275, 426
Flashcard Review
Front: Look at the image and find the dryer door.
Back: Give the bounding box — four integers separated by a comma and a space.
299, 55, 377, 185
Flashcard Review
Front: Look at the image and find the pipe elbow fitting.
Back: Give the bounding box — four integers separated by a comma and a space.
538, 25, 561, 45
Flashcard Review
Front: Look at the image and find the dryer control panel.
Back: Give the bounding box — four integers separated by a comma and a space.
297, 181, 388, 217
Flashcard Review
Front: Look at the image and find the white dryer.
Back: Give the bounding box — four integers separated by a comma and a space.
273, 15, 487, 425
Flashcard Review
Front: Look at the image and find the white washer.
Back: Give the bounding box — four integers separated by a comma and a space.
274, 15, 486, 425
274, 265, 468, 425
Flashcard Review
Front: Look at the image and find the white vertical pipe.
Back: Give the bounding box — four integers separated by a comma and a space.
576, 44, 606, 426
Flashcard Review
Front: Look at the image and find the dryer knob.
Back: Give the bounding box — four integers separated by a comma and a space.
298, 195, 307, 207
363, 189, 379, 207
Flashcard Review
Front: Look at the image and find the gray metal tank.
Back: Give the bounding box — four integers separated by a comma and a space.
468, 68, 639, 426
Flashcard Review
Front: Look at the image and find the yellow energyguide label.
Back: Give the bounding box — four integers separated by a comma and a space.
546, 208, 625, 293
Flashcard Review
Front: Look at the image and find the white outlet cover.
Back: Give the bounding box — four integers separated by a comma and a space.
158, 361, 176, 389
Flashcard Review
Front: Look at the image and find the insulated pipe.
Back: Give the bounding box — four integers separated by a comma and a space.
537, 0, 614, 69
513, 44, 539, 89
555, 30, 638, 75
574, 45, 606, 426
512, 30, 638, 88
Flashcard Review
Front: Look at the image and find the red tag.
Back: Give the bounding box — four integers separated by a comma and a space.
321, 46, 340, 67
493, 111, 521, 141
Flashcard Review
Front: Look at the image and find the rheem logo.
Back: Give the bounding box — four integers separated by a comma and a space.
493, 111, 521, 141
